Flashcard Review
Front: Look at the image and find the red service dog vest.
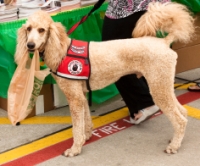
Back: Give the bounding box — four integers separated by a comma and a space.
56, 39, 90, 80
51, 39, 92, 106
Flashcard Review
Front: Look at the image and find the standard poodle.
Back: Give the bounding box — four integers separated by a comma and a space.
14, 2, 195, 157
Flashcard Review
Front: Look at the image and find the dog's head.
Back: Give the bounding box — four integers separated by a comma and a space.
25, 11, 53, 53
15, 11, 66, 64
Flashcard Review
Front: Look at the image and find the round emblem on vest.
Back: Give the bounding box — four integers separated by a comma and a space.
68, 60, 83, 75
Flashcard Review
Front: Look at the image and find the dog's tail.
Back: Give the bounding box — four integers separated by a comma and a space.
132, 2, 195, 45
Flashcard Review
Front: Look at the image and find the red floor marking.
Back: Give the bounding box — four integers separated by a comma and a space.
177, 92, 200, 105
2, 91, 200, 166
2, 117, 133, 166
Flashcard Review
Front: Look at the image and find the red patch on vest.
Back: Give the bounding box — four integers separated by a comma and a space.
56, 39, 90, 80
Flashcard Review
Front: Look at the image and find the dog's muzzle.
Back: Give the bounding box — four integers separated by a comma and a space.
27, 42, 45, 61
27, 42, 35, 52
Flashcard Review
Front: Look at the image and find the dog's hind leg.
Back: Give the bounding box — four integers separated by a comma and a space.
175, 99, 188, 118
167, 100, 188, 149
84, 93, 93, 141
151, 89, 187, 153
146, 71, 187, 154
164, 102, 188, 154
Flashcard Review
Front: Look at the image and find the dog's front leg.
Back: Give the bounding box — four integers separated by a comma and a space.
84, 93, 93, 141
63, 93, 87, 157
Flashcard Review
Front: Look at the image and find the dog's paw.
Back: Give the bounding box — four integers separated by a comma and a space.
63, 148, 81, 157
165, 145, 178, 154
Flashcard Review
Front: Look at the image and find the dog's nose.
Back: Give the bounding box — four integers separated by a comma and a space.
27, 42, 35, 49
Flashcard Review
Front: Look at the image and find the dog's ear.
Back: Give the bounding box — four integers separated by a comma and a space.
15, 24, 29, 65
46, 22, 67, 52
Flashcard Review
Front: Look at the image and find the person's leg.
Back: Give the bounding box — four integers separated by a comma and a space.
102, 12, 159, 122
115, 75, 154, 117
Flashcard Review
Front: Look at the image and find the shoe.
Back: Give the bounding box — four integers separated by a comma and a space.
129, 117, 137, 124
187, 83, 200, 92
134, 105, 160, 124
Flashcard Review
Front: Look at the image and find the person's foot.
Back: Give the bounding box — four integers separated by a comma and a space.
129, 117, 137, 124
188, 83, 200, 92
130, 105, 160, 124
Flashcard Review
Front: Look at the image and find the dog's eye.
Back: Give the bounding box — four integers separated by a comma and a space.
27, 27, 32, 31
38, 28, 45, 33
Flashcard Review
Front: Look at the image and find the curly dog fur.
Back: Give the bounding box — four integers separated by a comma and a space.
15, 2, 195, 156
